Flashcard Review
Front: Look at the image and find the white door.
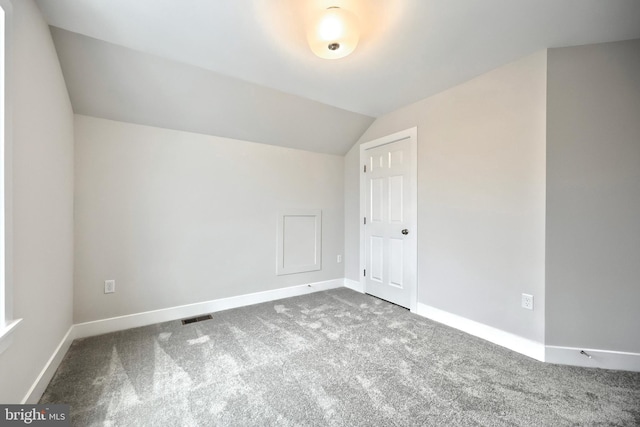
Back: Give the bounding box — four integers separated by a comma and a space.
361, 129, 417, 310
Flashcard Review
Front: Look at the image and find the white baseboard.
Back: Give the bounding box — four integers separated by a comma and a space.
343, 278, 364, 293
22, 325, 76, 404
415, 303, 545, 362
25, 281, 640, 406
545, 345, 640, 372
22, 279, 343, 404
74, 279, 344, 339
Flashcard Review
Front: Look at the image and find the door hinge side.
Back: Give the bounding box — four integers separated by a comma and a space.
364, 217, 366, 225
363, 164, 367, 173
363, 269, 366, 277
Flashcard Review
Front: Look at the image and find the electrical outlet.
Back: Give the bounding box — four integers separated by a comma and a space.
337, 254, 342, 263
104, 280, 116, 294
521, 293, 533, 310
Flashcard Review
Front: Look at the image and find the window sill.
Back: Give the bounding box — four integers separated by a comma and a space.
0, 318, 23, 355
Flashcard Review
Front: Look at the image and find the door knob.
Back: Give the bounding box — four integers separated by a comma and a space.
402, 229, 409, 235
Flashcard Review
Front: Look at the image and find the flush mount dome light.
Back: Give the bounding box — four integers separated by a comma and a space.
307, 6, 360, 59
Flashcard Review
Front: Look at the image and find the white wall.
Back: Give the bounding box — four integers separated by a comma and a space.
345, 51, 547, 343
343, 146, 360, 281
74, 115, 344, 323
0, 0, 74, 403
546, 39, 640, 353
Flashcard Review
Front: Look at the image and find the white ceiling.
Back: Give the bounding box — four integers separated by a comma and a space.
36, 0, 640, 153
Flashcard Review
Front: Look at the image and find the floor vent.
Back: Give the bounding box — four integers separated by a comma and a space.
181, 314, 213, 325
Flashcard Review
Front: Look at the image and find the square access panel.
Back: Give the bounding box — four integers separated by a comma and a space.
276, 209, 322, 275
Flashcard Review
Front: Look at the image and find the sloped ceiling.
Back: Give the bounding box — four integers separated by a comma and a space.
37, 0, 640, 154
49, 28, 374, 155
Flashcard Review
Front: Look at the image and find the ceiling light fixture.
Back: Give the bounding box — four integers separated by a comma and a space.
307, 6, 360, 60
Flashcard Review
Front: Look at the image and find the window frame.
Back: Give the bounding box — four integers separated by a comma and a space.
0, 0, 21, 355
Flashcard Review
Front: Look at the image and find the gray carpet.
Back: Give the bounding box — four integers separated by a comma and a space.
41, 288, 640, 426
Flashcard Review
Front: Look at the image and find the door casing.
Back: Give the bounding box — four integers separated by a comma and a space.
359, 127, 418, 311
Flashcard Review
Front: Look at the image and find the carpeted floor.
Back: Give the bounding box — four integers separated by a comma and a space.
41, 288, 640, 426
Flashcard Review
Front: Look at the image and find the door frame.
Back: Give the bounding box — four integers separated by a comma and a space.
359, 127, 418, 312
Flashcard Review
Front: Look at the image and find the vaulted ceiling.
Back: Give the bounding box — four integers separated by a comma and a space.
36, 0, 640, 154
